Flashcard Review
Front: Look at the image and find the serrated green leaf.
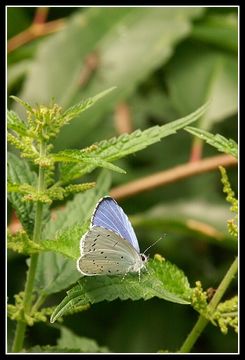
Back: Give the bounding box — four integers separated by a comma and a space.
10, 95, 34, 112
57, 327, 109, 353
7, 153, 50, 235
53, 150, 126, 175
33, 252, 81, 296
185, 126, 238, 159
22, 345, 81, 353
60, 102, 209, 183
43, 170, 111, 239
42, 223, 87, 260
62, 87, 116, 124
50, 259, 192, 323
7, 152, 37, 236
7, 110, 28, 136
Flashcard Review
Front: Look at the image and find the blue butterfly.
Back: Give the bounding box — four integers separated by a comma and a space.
77, 196, 148, 277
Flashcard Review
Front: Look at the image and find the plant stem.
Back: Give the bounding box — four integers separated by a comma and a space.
179, 256, 238, 353
11, 143, 46, 353
31, 292, 47, 314
110, 154, 237, 200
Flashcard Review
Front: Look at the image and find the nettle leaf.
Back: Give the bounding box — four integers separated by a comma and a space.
53, 150, 126, 175
42, 223, 87, 260
185, 127, 238, 159
10, 95, 34, 113
33, 252, 81, 296
7, 110, 28, 136
43, 170, 111, 239
50, 258, 192, 323
60, 102, 209, 183
7, 152, 37, 236
61, 87, 116, 124
57, 327, 109, 353
7, 153, 50, 235
22, 345, 81, 353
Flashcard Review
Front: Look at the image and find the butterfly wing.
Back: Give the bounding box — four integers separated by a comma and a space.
91, 196, 140, 253
77, 226, 143, 276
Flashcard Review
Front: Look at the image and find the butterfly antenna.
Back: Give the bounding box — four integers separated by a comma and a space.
143, 234, 167, 255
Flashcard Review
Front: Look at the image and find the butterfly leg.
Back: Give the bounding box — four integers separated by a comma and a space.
121, 266, 133, 282
144, 264, 151, 275
138, 268, 141, 282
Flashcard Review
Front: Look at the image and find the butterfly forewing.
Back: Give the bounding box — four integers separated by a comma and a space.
77, 226, 143, 276
92, 197, 140, 252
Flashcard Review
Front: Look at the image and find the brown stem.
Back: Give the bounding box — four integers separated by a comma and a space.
7, 18, 65, 53
114, 103, 133, 134
33, 7, 49, 25
110, 154, 237, 200
189, 138, 204, 162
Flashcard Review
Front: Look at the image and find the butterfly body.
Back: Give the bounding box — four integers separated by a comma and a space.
77, 196, 147, 276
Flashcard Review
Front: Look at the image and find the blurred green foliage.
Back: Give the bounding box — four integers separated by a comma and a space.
7, 6, 238, 353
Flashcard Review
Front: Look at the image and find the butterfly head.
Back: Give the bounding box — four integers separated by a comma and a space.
140, 253, 148, 263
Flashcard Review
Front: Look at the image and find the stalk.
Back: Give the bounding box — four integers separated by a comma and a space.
11, 143, 46, 353
179, 256, 238, 353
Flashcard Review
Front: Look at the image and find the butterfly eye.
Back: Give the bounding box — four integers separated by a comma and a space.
141, 254, 147, 262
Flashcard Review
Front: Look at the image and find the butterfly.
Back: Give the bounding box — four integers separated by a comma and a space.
77, 196, 148, 277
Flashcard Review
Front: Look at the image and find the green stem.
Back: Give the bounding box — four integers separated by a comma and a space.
179, 256, 238, 353
31, 292, 48, 314
11, 143, 46, 353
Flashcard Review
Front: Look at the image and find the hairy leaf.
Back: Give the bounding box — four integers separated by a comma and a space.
22, 345, 81, 353
185, 126, 238, 159
7, 152, 37, 236
57, 327, 109, 353
62, 87, 116, 124
10, 95, 34, 112
50, 259, 192, 323
53, 150, 126, 175
42, 223, 87, 260
7, 110, 28, 136
60, 102, 209, 183
33, 252, 81, 296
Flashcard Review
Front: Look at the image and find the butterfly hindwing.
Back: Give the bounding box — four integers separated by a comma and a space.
77, 226, 142, 276
91, 196, 140, 252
